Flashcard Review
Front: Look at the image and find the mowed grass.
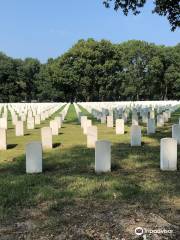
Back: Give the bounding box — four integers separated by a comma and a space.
0, 104, 180, 238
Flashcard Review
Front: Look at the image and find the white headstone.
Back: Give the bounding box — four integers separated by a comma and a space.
27, 117, 35, 130
21, 114, 26, 122
131, 125, 141, 146
107, 116, 113, 127
95, 140, 111, 173
0, 118, 7, 129
41, 127, 52, 149
15, 121, 24, 136
150, 111, 155, 119
163, 112, 169, 122
172, 124, 180, 144
157, 115, 164, 127
50, 120, 59, 135
83, 119, 92, 135
54, 116, 62, 128
26, 142, 42, 173
101, 116, 106, 124
81, 116, 87, 128
160, 138, 177, 171
147, 119, 155, 134
35, 115, 41, 125
116, 119, 124, 135
132, 114, 138, 125
0, 128, 7, 150
87, 126, 97, 148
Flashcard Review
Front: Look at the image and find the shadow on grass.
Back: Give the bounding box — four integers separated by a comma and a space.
53, 143, 61, 148
7, 144, 18, 149
0, 142, 179, 221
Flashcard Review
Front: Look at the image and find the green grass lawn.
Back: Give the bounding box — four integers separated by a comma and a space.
0, 104, 179, 239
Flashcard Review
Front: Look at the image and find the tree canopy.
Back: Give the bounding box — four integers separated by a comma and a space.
103, 0, 180, 31
0, 39, 179, 102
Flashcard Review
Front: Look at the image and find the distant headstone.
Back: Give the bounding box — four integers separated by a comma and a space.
107, 116, 113, 127
131, 125, 141, 146
50, 120, 59, 135
163, 112, 169, 122
35, 115, 41, 125
116, 119, 124, 134
81, 116, 87, 128
21, 114, 26, 122
0, 118, 7, 129
0, 128, 7, 150
83, 119, 92, 135
41, 127, 52, 149
157, 115, 164, 127
27, 117, 35, 130
101, 115, 106, 124
54, 116, 62, 128
147, 118, 155, 134
132, 114, 138, 125
172, 124, 180, 144
15, 121, 24, 136
87, 126, 97, 148
150, 111, 155, 119
142, 113, 148, 124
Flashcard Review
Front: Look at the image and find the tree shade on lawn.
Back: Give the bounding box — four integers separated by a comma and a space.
0, 104, 179, 239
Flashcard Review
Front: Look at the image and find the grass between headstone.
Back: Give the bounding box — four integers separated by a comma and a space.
0, 104, 179, 239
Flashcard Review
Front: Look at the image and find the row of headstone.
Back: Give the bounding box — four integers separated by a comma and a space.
0, 103, 70, 150
0, 103, 66, 130
80, 116, 98, 148
77, 102, 179, 171
25, 136, 177, 174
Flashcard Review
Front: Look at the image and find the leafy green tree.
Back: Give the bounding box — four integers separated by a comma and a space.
103, 0, 180, 31
0, 39, 179, 102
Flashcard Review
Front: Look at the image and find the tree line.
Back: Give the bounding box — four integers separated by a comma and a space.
0, 39, 179, 102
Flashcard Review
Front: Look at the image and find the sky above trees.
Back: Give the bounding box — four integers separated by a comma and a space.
0, 0, 179, 62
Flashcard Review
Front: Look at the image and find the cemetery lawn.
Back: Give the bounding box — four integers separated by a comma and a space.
0, 104, 180, 239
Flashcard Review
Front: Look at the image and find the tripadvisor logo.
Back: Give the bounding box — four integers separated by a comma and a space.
135, 227, 144, 236
135, 227, 173, 236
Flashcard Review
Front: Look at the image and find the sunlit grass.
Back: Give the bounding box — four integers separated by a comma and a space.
0, 103, 179, 230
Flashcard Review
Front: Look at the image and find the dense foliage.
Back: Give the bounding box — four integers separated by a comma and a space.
103, 0, 180, 31
0, 39, 180, 102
